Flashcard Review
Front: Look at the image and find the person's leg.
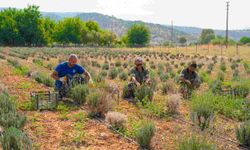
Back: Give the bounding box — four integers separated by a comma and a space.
180, 83, 189, 99
55, 81, 64, 100
123, 82, 136, 99
128, 82, 136, 98
193, 78, 201, 89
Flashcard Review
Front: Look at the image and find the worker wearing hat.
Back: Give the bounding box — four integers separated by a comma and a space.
123, 57, 151, 99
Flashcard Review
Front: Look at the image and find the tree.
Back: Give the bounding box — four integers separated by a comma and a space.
199, 29, 215, 44
0, 5, 54, 46
54, 17, 83, 44
17, 5, 45, 46
127, 24, 151, 47
179, 37, 187, 45
211, 36, 224, 45
41, 17, 56, 46
100, 30, 117, 47
0, 8, 23, 46
239, 36, 250, 45
85, 21, 100, 32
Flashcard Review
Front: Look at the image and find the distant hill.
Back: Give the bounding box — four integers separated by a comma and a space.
42, 12, 250, 44
1, 7, 250, 44
174, 26, 250, 41
43, 12, 195, 44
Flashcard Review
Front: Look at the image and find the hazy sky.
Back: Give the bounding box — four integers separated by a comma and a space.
0, 0, 249, 29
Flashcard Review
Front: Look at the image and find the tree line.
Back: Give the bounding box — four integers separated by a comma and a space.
0, 5, 151, 47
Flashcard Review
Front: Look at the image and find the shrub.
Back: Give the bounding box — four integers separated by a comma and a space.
159, 73, 169, 82
230, 79, 250, 98
166, 94, 180, 115
135, 121, 155, 149
100, 70, 108, 77
231, 62, 238, 70
13, 66, 29, 76
87, 90, 113, 118
210, 80, 222, 94
138, 100, 166, 118
0, 93, 26, 129
1, 127, 32, 150
72, 112, 87, 123
200, 71, 212, 84
150, 63, 156, 69
32, 59, 43, 66
94, 74, 105, 82
115, 61, 122, 67
220, 61, 226, 72
7, 59, 21, 68
243, 62, 250, 74
105, 111, 127, 132
207, 63, 214, 74
178, 135, 216, 150
190, 93, 215, 131
236, 121, 250, 147
122, 85, 130, 98
70, 84, 89, 105
102, 63, 109, 70
134, 85, 154, 104
18, 100, 36, 111
46, 63, 53, 70
119, 72, 128, 81
217, 71, 225, 81
123, 62, 128, 68
161, 80, 177, 95
0, 54, 5, 59
33, 72, 54, 87
109, 68, 119, 79
232, 69, 239, 80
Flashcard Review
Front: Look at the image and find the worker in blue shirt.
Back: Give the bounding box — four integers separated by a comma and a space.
51, 54, 93, 98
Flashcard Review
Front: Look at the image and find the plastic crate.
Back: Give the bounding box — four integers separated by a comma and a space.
30, 91, 59, 110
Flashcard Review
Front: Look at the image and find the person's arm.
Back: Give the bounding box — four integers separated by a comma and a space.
145, 70, 151, 84
51, 70, 60, 80
131, 76, 140, 86
179, 70, 191, 85
129, 69, 140, 86
83, 71, 93, 83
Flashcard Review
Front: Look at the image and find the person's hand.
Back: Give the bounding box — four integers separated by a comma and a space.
59, 77, 65, 82
135, 81, 140, 86
89, 78, 94, 84
146, 79, 151, 85
186, 80, 192, 85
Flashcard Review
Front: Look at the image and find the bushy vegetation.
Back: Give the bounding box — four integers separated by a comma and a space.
69, 84, 89, 105
7, 59, 29, 76
0, 93, 26, 129
166, 94, 180, 115
87, 90, 113, 118
236, 121, 250, 147
127, 24, 151, 47
0, 6, 117, 47
0, 93, 31, 150
105, 111, 127, 132
33, 72, 54, 87
134, 85, 154, 105
135, 121, 155, 149
109, 67, 119, 79
190, 93, 215, 130
1, 127, 32, 150
178, 135, 216, 150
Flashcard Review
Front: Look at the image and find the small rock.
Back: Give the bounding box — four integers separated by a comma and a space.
98, 132, 108, 140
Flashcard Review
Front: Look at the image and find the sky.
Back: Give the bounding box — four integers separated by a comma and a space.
0, 0, 249, 30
